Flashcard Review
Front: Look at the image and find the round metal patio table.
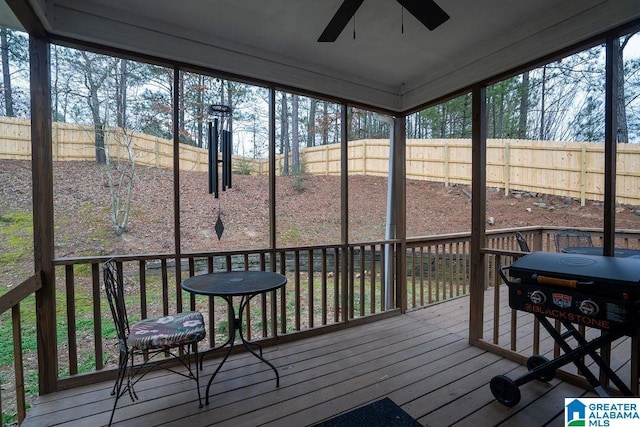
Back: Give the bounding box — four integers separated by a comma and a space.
181, 270, 287, 405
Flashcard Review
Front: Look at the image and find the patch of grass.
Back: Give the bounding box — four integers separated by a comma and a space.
0, 212, 33, 265
280, 228, 302, 244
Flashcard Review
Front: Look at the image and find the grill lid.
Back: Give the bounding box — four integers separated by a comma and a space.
508, 252, 640, 287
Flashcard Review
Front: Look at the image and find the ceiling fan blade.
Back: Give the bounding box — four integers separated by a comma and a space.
318, 0, 365, 42
396, 0, 450, 31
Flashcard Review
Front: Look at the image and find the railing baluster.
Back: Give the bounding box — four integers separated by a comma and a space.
369, 244, 376, 311
447, 243, 453, 299
369, 244, 376, 314
188, 257, 196, 310
321, 248, 328, 326
357, 246, 363, 316
92, 262, 103, 371
280, 251, 287, 334
139, 260, 147, 319
379, 245, 386, 311
348, 246, 355, 319
410, 247, 416, 309
308, 249, 314, 329
333, 247, 340, 323
493, 254, 501, 345
65, 264, 78, 375
294, 250, 301, 331
427, 245, 433, 304
12, 304, 26, 424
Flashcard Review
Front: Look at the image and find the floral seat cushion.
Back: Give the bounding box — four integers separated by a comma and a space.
128, 311, 206, 351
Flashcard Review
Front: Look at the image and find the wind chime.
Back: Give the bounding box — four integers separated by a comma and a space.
207, 104, 233, 240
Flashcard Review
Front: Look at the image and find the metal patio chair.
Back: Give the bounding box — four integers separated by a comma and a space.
102, 259, 206, 426
553, 228, 594, 252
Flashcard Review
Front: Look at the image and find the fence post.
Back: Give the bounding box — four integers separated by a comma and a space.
504, 142, 510, 196
444, 141, 449, 187
52, 121, 59, 161
362, 140, 367, 175
325, 144, 330, 175
581, 144, 587, 206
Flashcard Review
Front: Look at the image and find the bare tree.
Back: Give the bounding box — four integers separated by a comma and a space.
615, 34, 635, 143
78, 51, 118, 163
104, 127, 136, 235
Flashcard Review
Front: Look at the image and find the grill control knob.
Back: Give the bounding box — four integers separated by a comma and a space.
579, 299, 599, 316
530, 290, 546, 305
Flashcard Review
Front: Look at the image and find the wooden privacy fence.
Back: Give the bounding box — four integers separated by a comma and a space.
1, 116, 639, 205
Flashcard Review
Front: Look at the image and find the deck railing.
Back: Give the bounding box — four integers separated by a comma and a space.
50, 241, 401, 391
3, 227, 640, 424
0, 273, 42, 425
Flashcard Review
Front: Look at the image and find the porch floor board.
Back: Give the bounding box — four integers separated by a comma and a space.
23, 291, 605, 427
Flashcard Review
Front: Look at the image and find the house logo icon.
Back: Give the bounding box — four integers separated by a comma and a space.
566, 399, 586, 426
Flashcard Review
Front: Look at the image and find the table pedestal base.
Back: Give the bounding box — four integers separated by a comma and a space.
202, 294, 279, 405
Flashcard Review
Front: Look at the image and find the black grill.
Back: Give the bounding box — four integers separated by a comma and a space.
506, 252, 640, 333
490, 252, 640, 407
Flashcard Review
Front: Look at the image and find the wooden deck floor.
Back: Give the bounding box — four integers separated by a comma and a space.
23, 293, 598, 427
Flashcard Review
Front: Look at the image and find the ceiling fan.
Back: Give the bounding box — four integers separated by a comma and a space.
318, 0, 450, 42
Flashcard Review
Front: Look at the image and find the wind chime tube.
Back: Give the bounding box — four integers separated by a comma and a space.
227, 130, 232, 189
221, 129, 227, 191
207, 121, 214, 194
222, 130, 232, 190
213, 118, 219, 198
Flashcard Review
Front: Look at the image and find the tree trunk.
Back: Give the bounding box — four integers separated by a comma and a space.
1, 28, 15, 117
281, 93, 289, 174
116, 58, 127, 128
322, 102, 329, 145
179, 74, 185, 142
539, 65, 547, 140
197, 74, 204, 147
518, 71, 529, 139
226, 80, 234, 143
94, 123, 106, 163
291, 94, 300, 174
307, 99, 316, 147
616, 36, 629, 143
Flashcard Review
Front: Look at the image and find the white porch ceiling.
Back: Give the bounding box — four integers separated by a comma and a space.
14, 0, 640, 112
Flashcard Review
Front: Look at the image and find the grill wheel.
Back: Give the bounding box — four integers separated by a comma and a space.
490, 375, 521, 407
526, 355, 555, 382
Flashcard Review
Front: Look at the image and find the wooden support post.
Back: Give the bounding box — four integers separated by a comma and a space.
603, 35, 618, 255
394, 116, 407, 312
269, 88, 277, 269
340, 105, 349, 322
30, 35, 58, 394
173, 67, 183, 310
469, 85, 487, 343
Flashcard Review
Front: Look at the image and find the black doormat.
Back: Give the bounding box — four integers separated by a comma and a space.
313, 397, 421, 427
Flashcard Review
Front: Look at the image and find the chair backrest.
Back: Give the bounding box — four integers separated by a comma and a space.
553, 228, 594, 252
103, 259, 130, 342
515, 231, 530, 252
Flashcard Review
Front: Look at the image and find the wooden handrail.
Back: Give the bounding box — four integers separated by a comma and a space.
0, 272, 42, 314
0, 271, 42, 425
